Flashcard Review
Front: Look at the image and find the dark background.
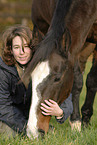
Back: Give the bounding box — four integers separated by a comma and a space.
0, 0, 33, 49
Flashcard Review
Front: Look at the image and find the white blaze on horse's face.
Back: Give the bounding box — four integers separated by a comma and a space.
27, 61, 50, 139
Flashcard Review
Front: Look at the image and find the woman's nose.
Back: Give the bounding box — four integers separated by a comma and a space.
20, 47, 25, 54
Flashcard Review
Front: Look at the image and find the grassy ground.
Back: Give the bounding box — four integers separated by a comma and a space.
0, 56, 97, 145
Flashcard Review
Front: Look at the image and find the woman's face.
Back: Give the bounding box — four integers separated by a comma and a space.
12, 36, 32, 65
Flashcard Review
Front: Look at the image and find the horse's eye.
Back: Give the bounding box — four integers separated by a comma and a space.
54, 77, 60, 82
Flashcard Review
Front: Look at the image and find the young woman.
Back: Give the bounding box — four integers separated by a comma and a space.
0, 25, 73, 138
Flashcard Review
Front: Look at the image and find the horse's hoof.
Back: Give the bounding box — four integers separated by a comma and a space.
69, 120, 81, 132
82, 120, 91, 129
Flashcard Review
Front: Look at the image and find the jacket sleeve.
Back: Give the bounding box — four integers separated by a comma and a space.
55, 94, 73, 124
0, 69, 27, 134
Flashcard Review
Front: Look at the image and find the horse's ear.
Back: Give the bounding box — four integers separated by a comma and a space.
31, 27, 44, 54
60, 28, 71, 60
61, 28, 71, 54
32, 26, 44, 42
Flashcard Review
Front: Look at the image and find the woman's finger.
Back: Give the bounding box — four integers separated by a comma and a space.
41, 111, 51, 116
49, 99, 57, 104
40, 106, 52, 113
41, 103, 51, 109
44, 100, 53, 107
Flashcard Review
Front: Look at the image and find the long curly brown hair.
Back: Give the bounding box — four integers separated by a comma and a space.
1, 24, 33, 66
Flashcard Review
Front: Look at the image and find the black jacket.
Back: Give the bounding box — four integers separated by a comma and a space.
0, 57, 32, 133
0, 57, 73, 133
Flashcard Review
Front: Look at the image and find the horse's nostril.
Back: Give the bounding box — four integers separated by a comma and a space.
38, 129, 45, 139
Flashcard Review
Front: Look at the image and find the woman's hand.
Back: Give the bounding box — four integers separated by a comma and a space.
40, 99, 63, 119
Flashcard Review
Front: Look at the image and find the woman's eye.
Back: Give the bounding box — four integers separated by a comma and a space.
24, 45, 29, 48
13, 46, 19, 49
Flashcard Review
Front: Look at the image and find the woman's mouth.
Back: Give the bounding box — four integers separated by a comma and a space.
19, 56, 27, 60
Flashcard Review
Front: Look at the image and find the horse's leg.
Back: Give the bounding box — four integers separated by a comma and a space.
81, 45, 97, 127
70, 60, 83, 131
70, 43, 95, 131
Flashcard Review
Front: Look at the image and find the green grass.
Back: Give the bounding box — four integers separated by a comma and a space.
0, 57, 97, 145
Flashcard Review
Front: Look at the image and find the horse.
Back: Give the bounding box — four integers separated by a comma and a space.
22, 0, 97, 138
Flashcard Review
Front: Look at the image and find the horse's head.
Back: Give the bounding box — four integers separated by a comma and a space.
26, 46, 74, 139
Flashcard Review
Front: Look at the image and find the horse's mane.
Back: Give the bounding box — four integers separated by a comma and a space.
21, 0, 72, 86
